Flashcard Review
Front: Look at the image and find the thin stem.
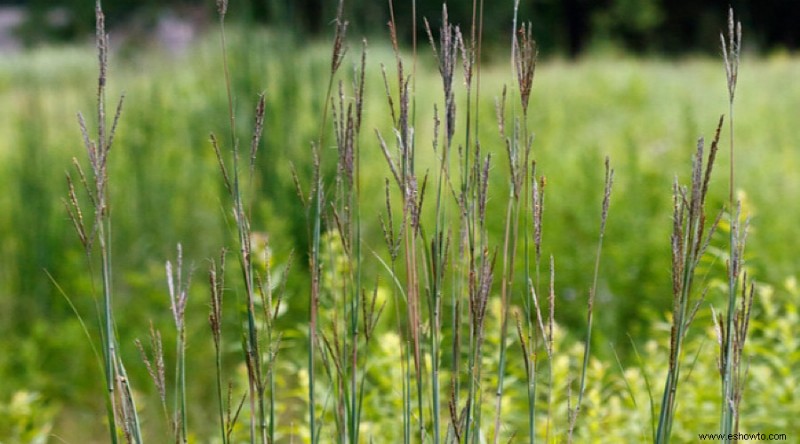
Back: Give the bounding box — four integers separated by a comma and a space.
721, 11, 741, 437
570, 159, 613, 441
176, 326, 187, 442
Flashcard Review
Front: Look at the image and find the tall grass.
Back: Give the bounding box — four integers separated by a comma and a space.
376, 2, 613, 442
300, 2, 353, 443
718, 8, 754, 442
135, 245, 190, 442
65, 1, 140, 442
654, 8, 755, 444
47, 1, 778, 442
654, 115, 723, 443
206, 1, 291, 443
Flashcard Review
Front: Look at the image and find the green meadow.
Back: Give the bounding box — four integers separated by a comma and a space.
0, 20, 797, 442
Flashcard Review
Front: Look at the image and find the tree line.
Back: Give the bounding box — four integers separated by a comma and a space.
15, 0, 800, 56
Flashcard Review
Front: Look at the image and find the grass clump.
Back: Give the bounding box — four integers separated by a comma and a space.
654, 8, 756, 444
29, 1, 790, 442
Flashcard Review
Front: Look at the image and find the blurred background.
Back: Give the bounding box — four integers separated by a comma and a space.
2, 0, 800, 54
1, 0, 798, 442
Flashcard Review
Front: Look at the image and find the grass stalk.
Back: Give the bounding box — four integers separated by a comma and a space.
653, 10, 747, 444
493, 13, 536, 442
213, 3, 255, 441
298, 2, 350, 441
66, 1, 132, 441
329, 32, 368, 442
655, 117, 724, 443
166, 245, 190, 443
385, 3, 426, 439
213, 2, 275, 441
545, 256, 555, 441
138, 250, 191, 442
379, 9, 413, 442
424, 7, 462, 440
209, 250, 228, 444
568, 158, 614, 441
718, 9, 754, 442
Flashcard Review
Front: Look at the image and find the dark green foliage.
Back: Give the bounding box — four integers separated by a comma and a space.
16, 0, 800, 54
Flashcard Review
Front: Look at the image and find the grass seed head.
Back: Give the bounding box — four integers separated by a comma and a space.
514, 23, 537, 114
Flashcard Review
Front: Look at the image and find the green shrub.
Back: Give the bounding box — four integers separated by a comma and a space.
0, 391, 57, 444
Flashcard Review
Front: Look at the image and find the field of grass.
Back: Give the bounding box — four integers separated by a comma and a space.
0, 12, 798, 443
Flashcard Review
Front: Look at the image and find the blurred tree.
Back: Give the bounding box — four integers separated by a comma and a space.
562, 0, 592, 56
591, 0, 663, 52
9, 0, 800, 57
751, 1, 800, 50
